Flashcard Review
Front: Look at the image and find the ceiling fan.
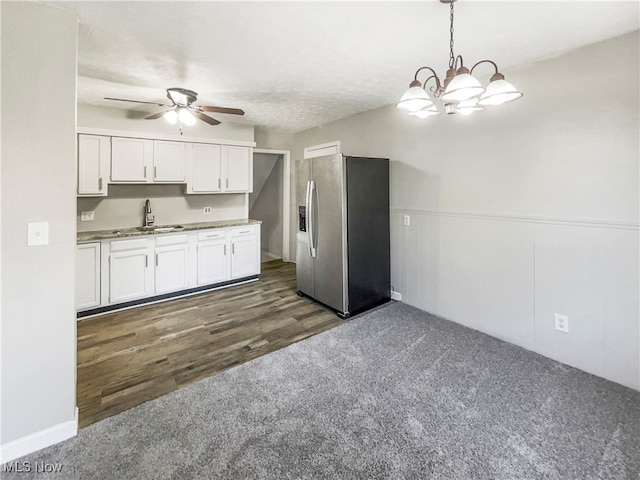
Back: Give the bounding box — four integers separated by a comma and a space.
104, 87, 244, 127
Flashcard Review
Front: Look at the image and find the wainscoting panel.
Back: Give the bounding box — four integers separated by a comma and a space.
390, 209, 639, 390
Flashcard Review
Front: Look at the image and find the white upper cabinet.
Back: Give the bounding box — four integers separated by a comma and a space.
223, 145, 252, 193
186, 143, 222, 193
186, 144, 252, 194
78, 134, 110, 196
153, 140, 185, 182
110, 137, 153, 182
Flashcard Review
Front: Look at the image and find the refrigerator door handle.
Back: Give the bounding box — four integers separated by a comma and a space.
307, 180, 317, 258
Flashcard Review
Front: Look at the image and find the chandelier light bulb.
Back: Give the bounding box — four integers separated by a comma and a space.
477, 78, 523, 106
441, 71, 485, 103
408, 106, 440, 119
456, 98, 484, 116
396, 83, 435, 112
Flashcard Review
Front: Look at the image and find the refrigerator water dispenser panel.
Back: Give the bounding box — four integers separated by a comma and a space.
298, 206, 307, 232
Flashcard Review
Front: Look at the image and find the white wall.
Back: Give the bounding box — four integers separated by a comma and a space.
292, 31, 640, 390
1, 2, 78, 460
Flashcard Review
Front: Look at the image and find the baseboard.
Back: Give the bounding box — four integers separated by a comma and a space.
391, 291, 402, 301
261, 250, 281, 261
0, 407, 78, 464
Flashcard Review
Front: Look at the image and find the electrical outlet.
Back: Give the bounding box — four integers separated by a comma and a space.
203, 207, 212, 215
403, 215, 411, 226
554, 313, 569, 333
80, 211, 94, 221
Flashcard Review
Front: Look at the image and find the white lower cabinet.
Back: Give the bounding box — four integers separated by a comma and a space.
196, 229, 229, 285
155, 234, 189, 294
76, 242, 101, 310
78, 224, 260, 313
109, 238, 154, 303
230, 226, 260, 279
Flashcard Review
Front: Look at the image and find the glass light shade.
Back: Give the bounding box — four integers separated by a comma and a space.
477, 79, 523, 106
456, 98, 484, 116
168, 89, 189, 105
164, 110, 178, 124
178, 108, 196, 126
396, 86, 434, 112
441, 73, 485, 103
408, 106, 440, 119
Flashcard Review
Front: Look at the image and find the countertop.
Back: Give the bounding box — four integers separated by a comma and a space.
77, 219, 261, 243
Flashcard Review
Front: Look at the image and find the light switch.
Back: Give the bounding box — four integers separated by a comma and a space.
28, 222, 49, 246
81, 211, 95, 221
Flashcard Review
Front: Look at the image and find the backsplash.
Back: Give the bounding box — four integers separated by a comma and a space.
77, 184, 246, 231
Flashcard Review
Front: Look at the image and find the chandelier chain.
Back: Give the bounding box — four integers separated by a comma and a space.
449, 1, 455, 68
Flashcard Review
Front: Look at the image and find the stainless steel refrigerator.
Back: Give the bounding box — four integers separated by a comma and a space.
296, 154, 390, 318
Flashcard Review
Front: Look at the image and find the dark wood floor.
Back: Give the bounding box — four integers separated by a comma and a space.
77, 260, 343, 428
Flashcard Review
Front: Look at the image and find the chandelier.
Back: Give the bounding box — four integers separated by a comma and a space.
396, 0, 522, 118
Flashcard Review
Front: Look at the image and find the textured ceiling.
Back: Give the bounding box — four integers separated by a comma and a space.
43, 1, 639, 133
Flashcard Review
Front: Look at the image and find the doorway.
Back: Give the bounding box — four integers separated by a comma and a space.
250, 149, 291, 263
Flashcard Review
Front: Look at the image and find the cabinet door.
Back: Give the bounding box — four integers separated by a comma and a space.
231, 235, 259, 279
111, 137, 153, 182
155, 244, 189, 294
192, 143, 222, 193
197, 239, 229, 285
154, 140, 185, 182
223, 145, 251, 192
109, 247, 154, 303
76, 243, 101, 310
78, 135, 110, 196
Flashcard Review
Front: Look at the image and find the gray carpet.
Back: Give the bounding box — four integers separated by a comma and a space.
3, 302, 640, 479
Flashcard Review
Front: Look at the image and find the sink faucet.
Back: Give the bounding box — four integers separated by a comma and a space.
144, 199, 155, 227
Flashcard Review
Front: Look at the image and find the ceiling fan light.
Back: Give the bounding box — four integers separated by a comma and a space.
477, 79, 523, 106
408, 106, 440, 119
178, 108, 196, 126
164, 110, 178, 124
396, 85, 434, 112
168, 88, 189, 106
441, 72, 485, 103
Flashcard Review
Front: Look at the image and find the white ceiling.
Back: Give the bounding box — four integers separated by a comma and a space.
44, 1, 639, 133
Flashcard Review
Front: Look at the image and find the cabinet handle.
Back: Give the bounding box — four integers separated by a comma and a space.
239, 230, 250, 234
232, 243, 235, 255
144, 166, 147, 178
218, 178, 221, 189
145, 254, 148, 268
154, 166, 157, 179
224, 244, 227, 255
98, 177, 103, 190
155, 252, 158, 267
226, 178, 229, 189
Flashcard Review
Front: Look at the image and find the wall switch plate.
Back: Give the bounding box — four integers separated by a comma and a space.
80, 211, 95, 221
403, 215, 411, 226
203, 207, 212, 215
27, 222, 49, 246
554, 313, 569, 333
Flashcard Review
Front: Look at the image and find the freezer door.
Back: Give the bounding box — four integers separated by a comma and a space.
311, 154, 347, 313
295, 159, 314, 296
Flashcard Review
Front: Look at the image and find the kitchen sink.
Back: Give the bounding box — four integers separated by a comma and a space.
136, 225, 184, 232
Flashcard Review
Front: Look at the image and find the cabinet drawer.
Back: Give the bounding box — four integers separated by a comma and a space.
230, 225, 257, 237
197, 229, 227, 241
155, 234, 188, 247
110, 238, 149, 252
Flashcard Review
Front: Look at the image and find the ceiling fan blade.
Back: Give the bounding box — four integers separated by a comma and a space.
198, 106, 245, 116
145, 111, 169, 120
193, 111, 221, 126
104, 97, 171, 107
